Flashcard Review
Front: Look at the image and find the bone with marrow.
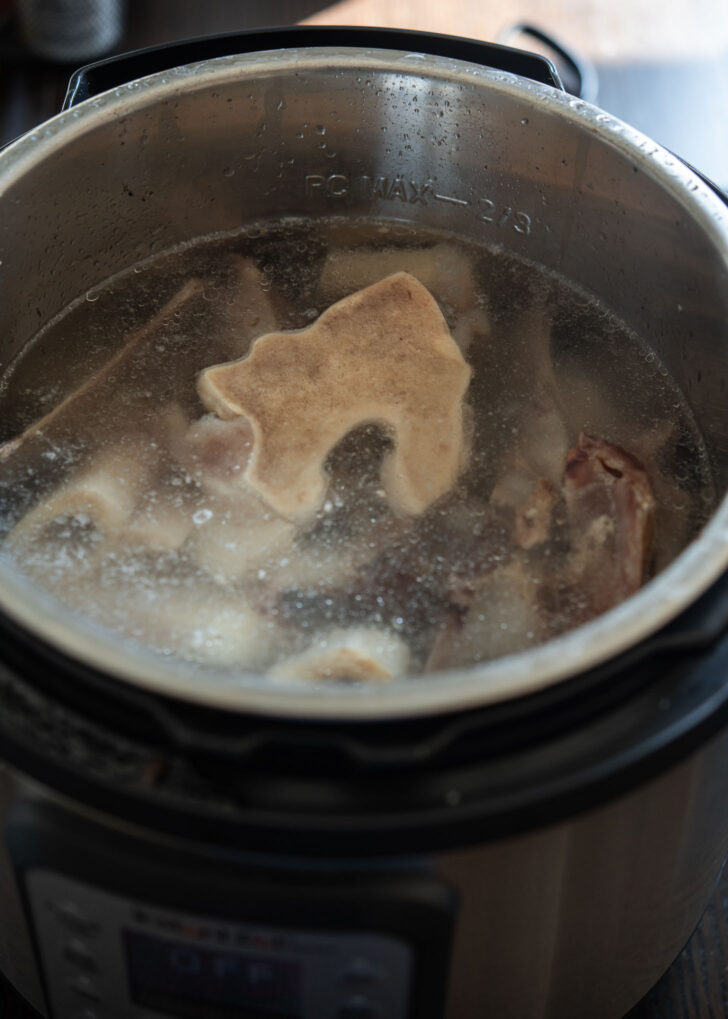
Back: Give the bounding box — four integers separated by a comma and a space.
0, 257, 278, 467
268, 627, 411, 682
198, 272, 472, 523
0, 279, 205, 470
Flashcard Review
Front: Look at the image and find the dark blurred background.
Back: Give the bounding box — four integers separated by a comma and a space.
0, 1, 330, 145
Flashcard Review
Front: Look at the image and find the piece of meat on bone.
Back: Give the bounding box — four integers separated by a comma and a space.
490, 405, 570, 508
123, 489, 193, 553
511, 479, 558, 551
425, 559, 545, 671
427, 434, 655, 672
563, 432, 655, 616
82, 573, 289, 669
191, 506, 296, 585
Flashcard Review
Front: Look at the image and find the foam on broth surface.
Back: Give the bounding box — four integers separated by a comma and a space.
0, 218, 716, 681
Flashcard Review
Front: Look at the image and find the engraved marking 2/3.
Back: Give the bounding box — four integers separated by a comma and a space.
434, 193, 469, 207
497, 207, 514, 227
478, 197, 532, 236
304, 172, 533, 236
359, 175, 434, 204
305, 173, 350, 198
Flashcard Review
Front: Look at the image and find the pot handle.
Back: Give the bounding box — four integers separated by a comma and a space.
62, 25, 564, 109
496, 23, 598, 101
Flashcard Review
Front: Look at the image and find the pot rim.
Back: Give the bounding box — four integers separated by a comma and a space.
2, 46, 728, 720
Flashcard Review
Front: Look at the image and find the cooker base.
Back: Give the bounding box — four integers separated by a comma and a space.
2, 887, 726, 1019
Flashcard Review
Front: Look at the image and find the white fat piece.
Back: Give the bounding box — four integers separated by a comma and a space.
169, 412, 256, 502
437, 561, 544, 669
191, 498, 296, 584
6, 442, 157, 551
124, 493, 194, 552
84, 578, 287, 669
144, 593, 284, 668
451, 308, 491, 355
266, 507, 407, 593
268, 627, 410, 682
162, 409, 296, 581
490, 405, 570, 510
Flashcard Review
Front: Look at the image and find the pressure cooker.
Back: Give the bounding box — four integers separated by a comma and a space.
1, 26, 728, 1019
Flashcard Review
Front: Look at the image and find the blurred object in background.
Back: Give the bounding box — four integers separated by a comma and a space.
1, 0, 727, 184
122, 0, 332, 49
303, 0, 728, 191
17, 0, 125, 62
302, 0, 728, 61
495, 22, 600, 101
0, 0, 14, 31
0, 0, 330, 147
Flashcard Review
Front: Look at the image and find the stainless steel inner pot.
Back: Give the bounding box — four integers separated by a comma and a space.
1, 46, 728, 718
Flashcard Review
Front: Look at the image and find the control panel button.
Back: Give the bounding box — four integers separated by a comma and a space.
344, 956, 379, 983
48, 899, 101, 937
64, 939, 99, 973
338, 996, 381, 1018
29, 871, 418, 1019
67, 973, 101, 1001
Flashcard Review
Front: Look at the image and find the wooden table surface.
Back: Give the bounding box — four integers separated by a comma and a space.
1, 2, 728, 1017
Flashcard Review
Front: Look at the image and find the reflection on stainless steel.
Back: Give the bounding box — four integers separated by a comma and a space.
1, 49, 728, 717
439, 725, 728, 1019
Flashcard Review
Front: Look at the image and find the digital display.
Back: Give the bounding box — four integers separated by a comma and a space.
124, 930, 301, 1019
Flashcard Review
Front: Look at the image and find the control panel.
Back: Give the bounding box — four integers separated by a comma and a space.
9, 800, 454, 1019
28, 869, 413, 1019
